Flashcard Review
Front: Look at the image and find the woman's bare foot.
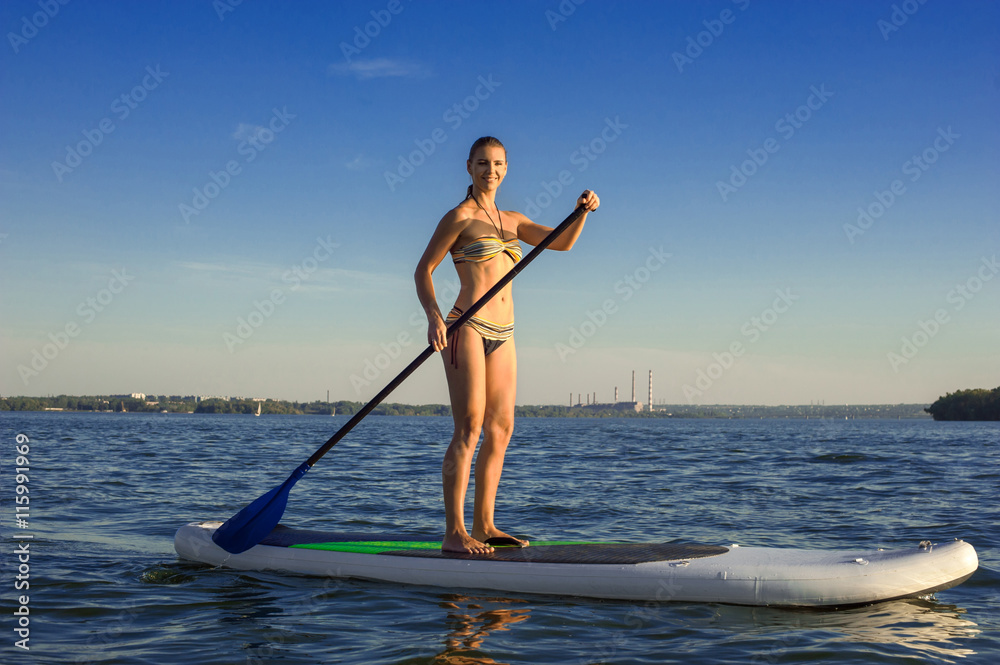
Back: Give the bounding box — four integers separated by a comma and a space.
472, 527, 529, 548
442, 530, 495, 554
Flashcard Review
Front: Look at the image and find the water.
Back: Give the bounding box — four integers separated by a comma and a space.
1, 412, 997, 664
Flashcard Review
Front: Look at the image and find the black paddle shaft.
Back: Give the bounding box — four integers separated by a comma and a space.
304, 204, 587, 468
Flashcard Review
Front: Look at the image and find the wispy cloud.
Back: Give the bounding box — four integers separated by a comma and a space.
178, 261, 250, 273
178, 260, 268, 280
327, 58, 430, 80
345, 154, 376, 171
175, 259, 403, 293
232, 123, 267, 142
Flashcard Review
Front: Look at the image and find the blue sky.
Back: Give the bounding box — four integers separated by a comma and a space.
2, 0, 998, 406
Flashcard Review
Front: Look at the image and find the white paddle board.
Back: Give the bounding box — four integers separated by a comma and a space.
174, 521, 978, 607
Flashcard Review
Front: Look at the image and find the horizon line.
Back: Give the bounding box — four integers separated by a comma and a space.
0, 394, 933, 408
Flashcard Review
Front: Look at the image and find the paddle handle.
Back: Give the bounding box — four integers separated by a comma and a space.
304, 204, 588, 468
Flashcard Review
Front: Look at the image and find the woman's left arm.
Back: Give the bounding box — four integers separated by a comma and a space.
514, 190, 599, 250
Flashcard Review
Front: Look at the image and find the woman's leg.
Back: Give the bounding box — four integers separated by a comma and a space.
471, 338, 527, 546
440, 325, 491, 553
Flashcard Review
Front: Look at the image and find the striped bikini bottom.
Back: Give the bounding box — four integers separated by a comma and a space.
445, 306, 514, 367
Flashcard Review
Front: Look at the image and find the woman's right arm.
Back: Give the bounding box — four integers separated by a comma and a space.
414, 211, 466, 352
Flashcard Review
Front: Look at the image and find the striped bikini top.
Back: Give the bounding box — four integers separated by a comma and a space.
451, 236, 523, 264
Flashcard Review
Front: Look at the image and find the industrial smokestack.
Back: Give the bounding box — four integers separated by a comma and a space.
649, 370, 652, 411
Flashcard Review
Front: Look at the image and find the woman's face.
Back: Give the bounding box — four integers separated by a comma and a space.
467, 145, 507, 194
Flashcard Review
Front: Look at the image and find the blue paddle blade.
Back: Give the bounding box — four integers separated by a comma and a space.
212, 462, 310, 554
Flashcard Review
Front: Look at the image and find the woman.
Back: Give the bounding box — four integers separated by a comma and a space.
415, 136, 599, 554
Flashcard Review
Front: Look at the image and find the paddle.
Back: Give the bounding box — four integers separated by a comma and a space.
212, 204, 589, 554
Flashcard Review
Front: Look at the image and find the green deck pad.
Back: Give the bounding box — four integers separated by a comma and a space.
290, 540, 608, 555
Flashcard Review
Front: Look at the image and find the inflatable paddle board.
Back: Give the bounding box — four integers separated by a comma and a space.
174, 522, 977, 607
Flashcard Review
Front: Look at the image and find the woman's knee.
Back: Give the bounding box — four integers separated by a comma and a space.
453, 413, 484, 445
483, 412, 514, 442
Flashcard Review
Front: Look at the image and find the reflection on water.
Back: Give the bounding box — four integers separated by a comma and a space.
419, 592, 981, 665
431, 594, 530, 665
725, 596, 980, 664
832, 599, 979, 662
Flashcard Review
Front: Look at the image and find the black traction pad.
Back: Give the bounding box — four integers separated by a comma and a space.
258, 526, 729, 565
260, 526, 427, 547
384, 543, 730, 565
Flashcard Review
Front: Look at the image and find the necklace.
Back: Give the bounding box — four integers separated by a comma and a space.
472, 193, 504, 240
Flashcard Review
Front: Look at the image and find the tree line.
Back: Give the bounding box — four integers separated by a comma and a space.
0, 395, 449, 416
925, 387, 1000, 421
0, 395, 938, 419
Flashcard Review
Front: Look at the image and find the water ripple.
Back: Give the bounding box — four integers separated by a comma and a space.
0, 412, 996, 664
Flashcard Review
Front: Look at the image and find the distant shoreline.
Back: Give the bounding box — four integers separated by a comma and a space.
0, 395, 932, 419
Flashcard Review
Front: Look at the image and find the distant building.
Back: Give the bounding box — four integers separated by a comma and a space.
577, 401, 643, 413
